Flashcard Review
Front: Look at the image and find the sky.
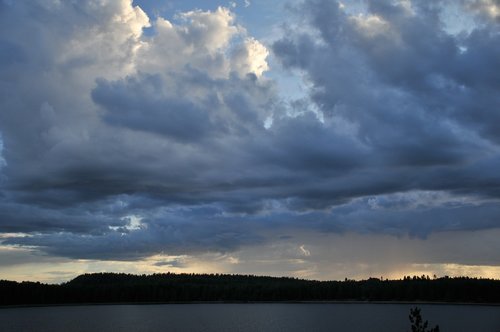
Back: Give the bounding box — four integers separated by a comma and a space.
0, 0, 500, 283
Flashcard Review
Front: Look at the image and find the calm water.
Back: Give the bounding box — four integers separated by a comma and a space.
0, 303, 499, 332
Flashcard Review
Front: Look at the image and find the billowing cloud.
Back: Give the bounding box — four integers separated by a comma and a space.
273, 0, 500, 188
231, 37, 270, 77
0, 0, 499, 278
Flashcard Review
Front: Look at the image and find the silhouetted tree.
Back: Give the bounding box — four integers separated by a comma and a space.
1, 274, 499, 305
409, 307, 440, 332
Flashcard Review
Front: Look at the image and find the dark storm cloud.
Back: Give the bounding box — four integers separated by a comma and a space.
4, 207, 265, 260
327, 197, 500, 238
92, 70, 275, 142
0, 190, 138, 234
93, 74, 214, 142
273, 0, 500, 181
0, 40, 26, 65
1, 0, 500, 262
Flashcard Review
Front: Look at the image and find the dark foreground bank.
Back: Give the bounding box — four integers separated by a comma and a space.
1, 273, 499, 306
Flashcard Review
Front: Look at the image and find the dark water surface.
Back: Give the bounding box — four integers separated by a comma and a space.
0, 303, 499, 332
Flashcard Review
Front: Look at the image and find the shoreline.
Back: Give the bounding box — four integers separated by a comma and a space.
2, 300, 499, 309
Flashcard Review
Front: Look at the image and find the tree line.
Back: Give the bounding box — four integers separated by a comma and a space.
1, 273, 499, 305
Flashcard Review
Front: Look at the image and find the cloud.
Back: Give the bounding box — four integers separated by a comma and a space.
465, 0, 500, 21
273, 0, 500, 174
153, 258, 187, 268
231, 37, 270, 77
0, 0, 499, 268
4, 205, 265, 260
0, 133, 5, 170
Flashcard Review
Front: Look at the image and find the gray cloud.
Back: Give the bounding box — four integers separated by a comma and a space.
273, 0, 500, 183
92, 70, 274, 142
93, 74, 214, 142
0, 0, 499, 265
4, 206, 265, 260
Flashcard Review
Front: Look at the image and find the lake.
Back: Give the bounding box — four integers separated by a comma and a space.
0, 303, 499, 332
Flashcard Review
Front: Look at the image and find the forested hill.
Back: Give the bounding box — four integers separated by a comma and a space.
1, 273, 500, 305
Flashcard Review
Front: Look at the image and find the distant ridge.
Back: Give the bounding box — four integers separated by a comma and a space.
1, 273, 499, 306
